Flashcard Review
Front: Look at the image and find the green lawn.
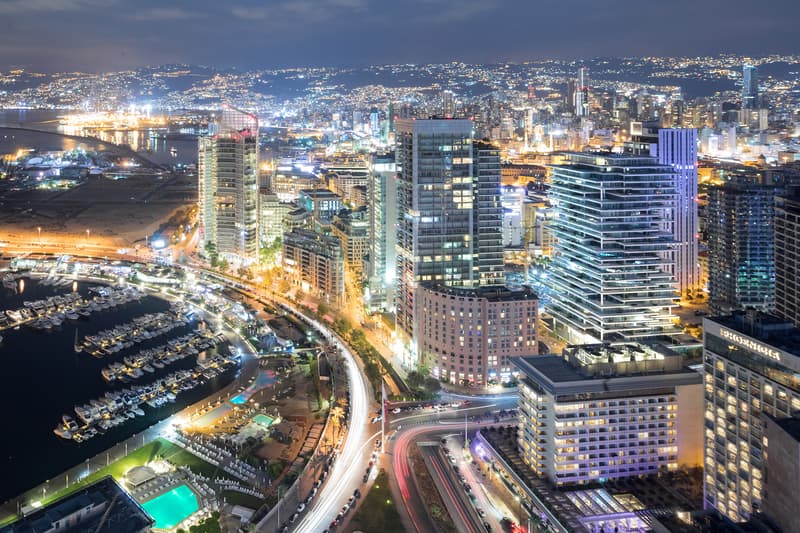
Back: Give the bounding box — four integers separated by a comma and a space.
347, 470, 406, 533
17, 438, 228, 512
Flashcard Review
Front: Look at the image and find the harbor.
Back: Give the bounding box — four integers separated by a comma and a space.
99, 330, 225, 383
0, 276, 146, 332
55, 348, 238, 443
79, 304, 190, 357
0, 274, 242, 503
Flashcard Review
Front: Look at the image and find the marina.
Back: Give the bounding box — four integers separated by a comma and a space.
99, 330, 226, 383
0, 275, 240, 502
79, 304, 190, 357
55, 350, 239, 443
0, 279, 145, 332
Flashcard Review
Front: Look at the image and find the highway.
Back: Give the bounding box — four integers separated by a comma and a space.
420, 443, 486, 533
387, 402, 519, 533
280, 309, 376, 533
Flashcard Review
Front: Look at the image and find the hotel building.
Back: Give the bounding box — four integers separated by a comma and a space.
702, 312, 800, 522
417, 284, 538, 385
514, 343, 703, 486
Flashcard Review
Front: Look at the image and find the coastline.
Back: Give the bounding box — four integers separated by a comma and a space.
0, 272, 260, 524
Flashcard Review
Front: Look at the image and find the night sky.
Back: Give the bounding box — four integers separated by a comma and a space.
1, 0, 799, 71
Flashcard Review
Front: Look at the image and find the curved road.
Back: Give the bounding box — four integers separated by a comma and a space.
390, 421, 501, 533
281, 309, 375, 533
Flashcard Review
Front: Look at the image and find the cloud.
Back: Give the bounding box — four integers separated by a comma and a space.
0, 0, 114, 14
127, 7, 204, 21
231, 0, 366, 22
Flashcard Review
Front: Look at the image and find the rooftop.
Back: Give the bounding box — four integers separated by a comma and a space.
2, 476, 153, 533
513, 343, 701, 395
420, 283, 537, 302
707, 311, 800, 358
298, 188, 341, 199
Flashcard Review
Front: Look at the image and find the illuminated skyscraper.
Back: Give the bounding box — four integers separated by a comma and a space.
366, 153, 397, 312
702, 312, 800, 522
742, 64, 759, 110
706, 170, 796, 314
547, 153, 678, 343
394, 118, 505, 362
198, 105, 259, 261
630, 122, 701, 296
575, 67, 590, 117
442, 90, 455, 118
775, 195, 800, 327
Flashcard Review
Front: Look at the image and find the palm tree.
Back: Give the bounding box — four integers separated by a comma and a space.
329, 406, 345, 439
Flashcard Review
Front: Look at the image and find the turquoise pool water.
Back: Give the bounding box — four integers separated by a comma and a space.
253, 414, 274, 427
230, 370, 277, 404
142, 484, 199, 530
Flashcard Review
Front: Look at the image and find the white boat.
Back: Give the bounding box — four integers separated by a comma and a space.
53, 425, 72, 439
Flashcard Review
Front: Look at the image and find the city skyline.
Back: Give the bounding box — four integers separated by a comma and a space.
1, 0, 800, 72
4, 5, 800, 530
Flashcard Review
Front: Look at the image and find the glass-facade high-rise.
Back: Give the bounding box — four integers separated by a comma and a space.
198, 105, 259, 261
394, 118, 505, 361
706, 171, 791, 314
775, 195, 800, 327
547, 152, 678, 343
365, 153, 397, 313
742, 64, 759, 110
629, 123, 701, 297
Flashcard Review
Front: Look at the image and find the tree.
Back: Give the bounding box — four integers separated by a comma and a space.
407, 371, 424, 389
329, 406, 345, 438
334, 317, 352, 337
424, 377, 441, 392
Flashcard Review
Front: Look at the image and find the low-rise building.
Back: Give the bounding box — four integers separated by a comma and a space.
417, 284, 538, 386
271, 169, 320, 202
258, 190, 292, 246
298, 189, 343, 227
514, 343, 703, 487
4, 476, 153, 533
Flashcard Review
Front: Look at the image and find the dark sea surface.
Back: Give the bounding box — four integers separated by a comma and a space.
0, 278, 234, 502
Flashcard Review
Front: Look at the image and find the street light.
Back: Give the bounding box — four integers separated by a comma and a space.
37, 227, 42, 245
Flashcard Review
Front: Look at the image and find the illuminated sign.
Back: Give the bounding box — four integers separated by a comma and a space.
719, 328, 781, 362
